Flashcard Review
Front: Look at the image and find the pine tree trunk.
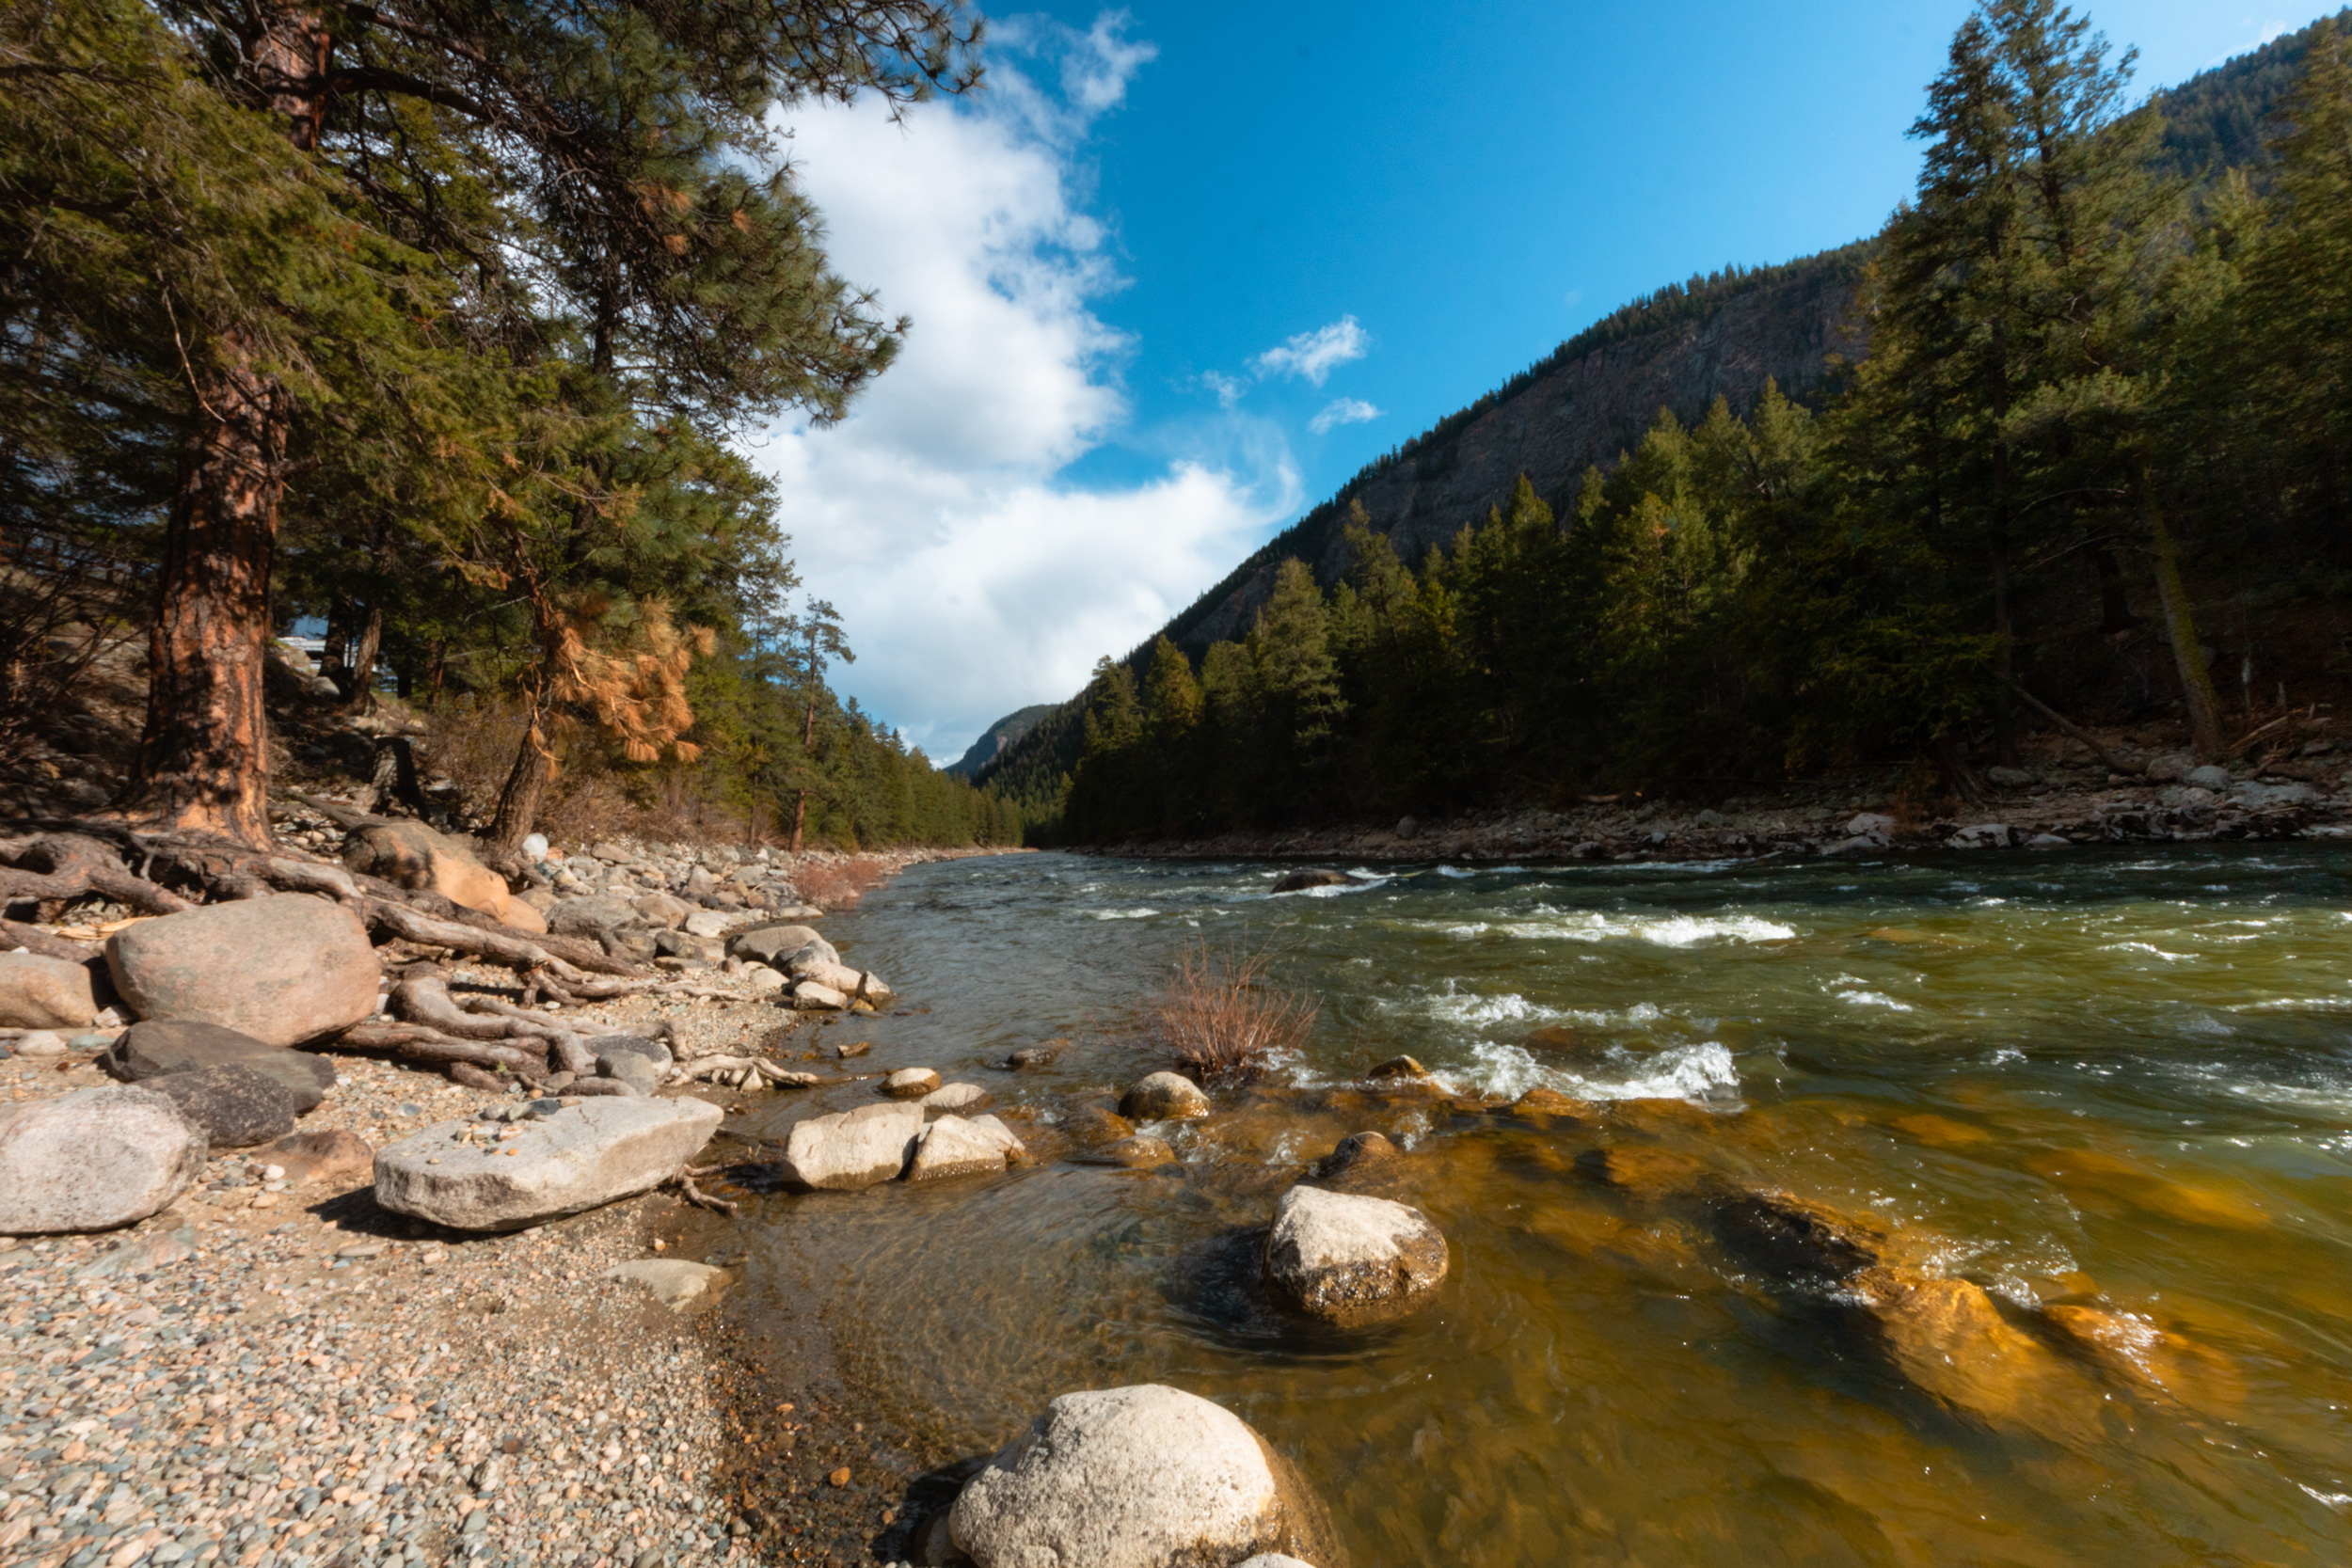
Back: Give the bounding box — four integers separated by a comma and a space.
790, 788, 808, 854
117, 337, 287, 847
345, 602, 383, 709
2143, 470, 2226, 760
489, 718, 556, 850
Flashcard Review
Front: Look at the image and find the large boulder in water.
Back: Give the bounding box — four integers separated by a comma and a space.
782, 1101, 923, 1189
373, 1097, 721, 1231
101, 1019, 336, 1112
1263, 1183, 1449, 1325
949, 1385, 1338, 1568
1270, 869, 1349, 894
0, 1086, 207, 1234
104, 895, 377, 1046
0, 951, 99, 1030
1120, 1071, 1208, 1121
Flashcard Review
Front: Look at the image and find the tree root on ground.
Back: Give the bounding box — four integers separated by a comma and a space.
674, 1056, 818, 1090
670, 1169, 740, 1217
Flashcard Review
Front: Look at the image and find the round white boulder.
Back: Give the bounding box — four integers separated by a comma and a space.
1263, 1183, 1450, 1325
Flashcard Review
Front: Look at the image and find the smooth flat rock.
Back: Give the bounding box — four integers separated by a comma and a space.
262, 1127, 373, 1186
548, 896, 640, 937
1076, 1134, 1175, 1169
373, 1097, 722, 1232
907, 1114, 1017, 1182
101, 1019, 336, 1112
1120, 1071, 1209, 1121
783, 1101, 924, 1190
0, 1086, 207, 1235
922, 1082, 991, 1114
729, 925, 833, 967
0, 951, 98, 1030
607, 1259, 726, 1310
104, 895, 378, 1047
681, 911, 729, 940
949, 1385, 1334, 1568
1263, 1184, 1450, 1325
143, 1064, 302, 1148
584, 1034, 673, 1071
882, 1068, 942, 1099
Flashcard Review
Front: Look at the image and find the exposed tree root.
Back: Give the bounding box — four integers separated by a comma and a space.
334, 1022, 549, 1080
0, 918, 100, 963
670, 1171, 740, 1218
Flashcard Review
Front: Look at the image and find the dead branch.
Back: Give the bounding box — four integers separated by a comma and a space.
557, 1075, 634, 1096
332, 1022, 548, 1079
2004, 680, 2141, 776
0, 918, 100, 963
675, 1056, 818, 1088
670, 1172, 739, 1218
390, 975, 527, 1040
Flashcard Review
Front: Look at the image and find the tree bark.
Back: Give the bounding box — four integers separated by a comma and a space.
489, 712, 555, 849
2142, 467, 2226, 761
118, 337, 288, 847
345, 601, 383, 709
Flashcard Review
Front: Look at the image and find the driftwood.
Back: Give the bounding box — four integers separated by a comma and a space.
1, 918, 100, 963
336, 1022, 549, 1079
675, 1055, 818, 1088
2005, 680, 2140, 776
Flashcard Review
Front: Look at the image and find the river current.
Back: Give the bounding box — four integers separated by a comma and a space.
719, 846, 2352, 1565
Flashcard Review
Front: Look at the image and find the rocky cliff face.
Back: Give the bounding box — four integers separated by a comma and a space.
1176, 246, 1867, 649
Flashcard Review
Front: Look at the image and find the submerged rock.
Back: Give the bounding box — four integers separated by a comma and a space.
1522, 1024, 1581, 1053
1311, 1131, 1401, 1190
1120, 1071, 1209, 1121
1507, 1085, 1589, 1120
1574, 1144, 1713, 1199
0, 1086, 207, 1234
1263, 1183, 1450, 1325
783, 1101, 924, 1189
882, 1068, 943, 1100
949, 1385, 1337, 1568
1270, 869, 1350, 894
606, 1259, 726, 1310
1077, 1134, 1175, 1169
373, 1097, 721, 1231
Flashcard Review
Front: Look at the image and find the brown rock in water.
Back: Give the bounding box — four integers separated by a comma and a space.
1263, 1184, 1450, 1325
834, 1039, 871, 1059
1005, 1042, 1064, 1070
1856, 1268, 2072, 1424
264, 1127, 373, 1186
1709, 1189, 1889, 1286
1120, 1071, 1209, 1121
105, 895, 378, 1047
1270, 869, 1350, 894
1366, 1055, 1431, 1081
1507, 1086, 1590, 1121
1524, 1024, 1581, 1053
1066, 1104, 1134, 1147
881, 1068, 942, 1099
1311, 1131, 1402, 1189
1076, 1134, 1175, 1169
2042, 1304, 2243, 1412
1574, 1145, 1713, 1200
2025, 1148, 2269, 1230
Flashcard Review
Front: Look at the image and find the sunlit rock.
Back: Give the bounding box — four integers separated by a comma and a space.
1263, 1183, 1449, 1325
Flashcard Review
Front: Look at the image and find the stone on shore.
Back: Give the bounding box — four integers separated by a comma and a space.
682, 911, 730, 939
907, 1114, 1018, 1182
548, 895, 639, 937
0, 951, 99, 1030
11, 1031, 67, 1057
101, 1019, 337, 1112
1120, 1071, 1209, 1121
1270, 869, 1350, 894
782, 1101, 924, 1190
950, 1385, 1334, 1568
104, 895, 378, 1047
342, 820, 534, 927
0, 1086, 208, 1235
1263, 1184, 1450, 1325
882, 1068, 942, 1099
607, 1259, 726, 1310
632, 894, 691, 929
373, 1097, 722, 1231
143, 1064, 303, 1148
596, 1051, 662, 1096
922, 1082, 992, 1114
262, 1126, 373, 1186
729, 925, 833, 968
791, 979, 850, 1010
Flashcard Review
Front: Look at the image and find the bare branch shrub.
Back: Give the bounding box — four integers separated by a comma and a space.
1148, 938, 1319, 1081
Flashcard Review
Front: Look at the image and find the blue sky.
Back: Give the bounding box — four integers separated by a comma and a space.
750, 2, 2320, 760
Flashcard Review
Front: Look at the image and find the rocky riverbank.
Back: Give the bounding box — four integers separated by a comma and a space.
1100, 734, 2351, 864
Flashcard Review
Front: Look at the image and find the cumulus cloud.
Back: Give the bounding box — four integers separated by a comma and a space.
746, 14, 1295, 759
1252, 315, 1370, 387
1308, 397, 1382, 436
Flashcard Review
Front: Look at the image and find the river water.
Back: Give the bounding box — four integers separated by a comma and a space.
719, 846, 2352, 1565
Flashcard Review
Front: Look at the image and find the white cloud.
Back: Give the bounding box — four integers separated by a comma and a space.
1252, 315, 1370, 387
1201, 370, 1246, 409
1308, 397, 1381, 436
744, 15, 1296, 760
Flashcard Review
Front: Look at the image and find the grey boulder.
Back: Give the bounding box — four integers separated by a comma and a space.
101, 1019, 336, 1113
922, 1082, 992, 1115
729, 925, 832, 967
0, 1086, 207, 1235
1120, 1071, 1209, 1121
906, 1113, 1026, 1182
949, 1385, 1335, 1568
143, 1064, 302, 1148
104, 895, 378, 1046
2185, 764, 2234, 791
782, 1101, 923, 1190
0, 952, 98, 1030
373, 1096, 721, 1231
548, 896, 640, 937
584, 1034, 673, 1072
596, 1051, 663, 1096
1263, 1183, 1450, 1325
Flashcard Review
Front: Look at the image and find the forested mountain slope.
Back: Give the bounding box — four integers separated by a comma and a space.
978, 7, 2352, 832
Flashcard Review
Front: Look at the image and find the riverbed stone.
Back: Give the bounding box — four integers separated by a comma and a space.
2185, 764, 2233, 791
262, 1126, 373, 1186
907, 1115, 1017, 1182
1120, 1071, 1209, 1121
782, 1101, 924, 1190
922, 1082, 992, 1115
1311, 1132, 1402, 1190
373, 1097, 722, 1231
1508, 1085, 1590, 1120
143, 1064, 302, 1148
632, 894, 690, 929
1366, 1054, 1432, 1081
0, 951, 98, 1030
882, 1068, 942, 1099
1945, 823, 2016, 849
1005, 1042, 1063, 1070
1263, 1183, 1450, 1325
1575, 1145, 1713, 1199
104, 895, 378, 1046
606, 1259, 726, 1310
949, 1385, 1336, 1568
791, 979, 850, 1010
101, 1019, 336, 1111
1078, 1134, 1175, 1169
0, 1086, 207, 1234
1270, 869, 1349, 894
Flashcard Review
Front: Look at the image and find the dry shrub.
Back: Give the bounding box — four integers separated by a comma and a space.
796, 855, 894, 909
1148, 938, 1319, 1082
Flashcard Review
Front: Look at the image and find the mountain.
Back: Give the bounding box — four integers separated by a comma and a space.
945, 704, 1057, 779
974, 8, 2351, 819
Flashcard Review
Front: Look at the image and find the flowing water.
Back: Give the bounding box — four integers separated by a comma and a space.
719, 846, 2352, 1565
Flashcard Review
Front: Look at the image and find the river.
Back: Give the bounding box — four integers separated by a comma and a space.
717, 845, 2352, 1565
